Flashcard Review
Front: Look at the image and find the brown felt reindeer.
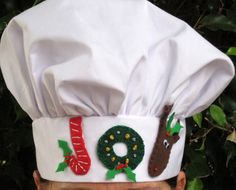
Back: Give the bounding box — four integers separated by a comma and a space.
148, 105, 183, 177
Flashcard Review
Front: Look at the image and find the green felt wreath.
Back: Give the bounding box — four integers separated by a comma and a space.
97, 125, 145, 181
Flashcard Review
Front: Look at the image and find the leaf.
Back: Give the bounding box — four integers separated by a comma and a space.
209, 105, 228, 127
106, 169, 116, 179
6, 126, 34, 149
193, 113, 203, 128
170, 122, 183, 136
124, 167, 136, 182
167, 112, 175, 132
225, 142, 236, 167
15, 109, 28, 122
226, 151, 235, 168
227, 2, 236, 21
227, 130, 236, 144
185, 146, 211, 180
187, 178, 203, 190
106, 169, 122, 180
4, 161, 26, 190
33, 0, 43, 6
196, 138, 206, 151
0, 13, 16, 33
200, 14, 236, 32
56, 161, 68, 172
227, 76, 236, 100
219, 95, 236, 113
227, 47, 236, 56
14, 101, 28, 122
58, 140, 73, 156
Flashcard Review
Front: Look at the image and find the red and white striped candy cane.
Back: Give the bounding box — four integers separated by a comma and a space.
68, 117, 91, 175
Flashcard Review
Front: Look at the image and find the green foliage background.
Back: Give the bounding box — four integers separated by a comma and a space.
0, 0, 236, 189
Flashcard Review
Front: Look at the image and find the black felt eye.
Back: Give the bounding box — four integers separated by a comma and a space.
163, 139, 170, 149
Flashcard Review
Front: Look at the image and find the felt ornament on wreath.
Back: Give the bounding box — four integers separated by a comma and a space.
56, 117, 91, 175
148, 105, 183, 177
97, 126, 145, 182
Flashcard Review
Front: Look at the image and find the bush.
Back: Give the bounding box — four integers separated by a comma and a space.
0, 0, 235, 189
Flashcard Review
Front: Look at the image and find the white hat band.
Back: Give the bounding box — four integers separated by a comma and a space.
33, 116, 185, 182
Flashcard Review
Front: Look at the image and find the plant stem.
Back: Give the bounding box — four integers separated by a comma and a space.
190, 127, 214, 144
175, 0, 187, 15
194, 11, 206, 29
33, 0, 40, 6
204, 117, 230, 132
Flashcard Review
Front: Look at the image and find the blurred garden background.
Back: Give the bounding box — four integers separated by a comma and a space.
0, 0, 236, 189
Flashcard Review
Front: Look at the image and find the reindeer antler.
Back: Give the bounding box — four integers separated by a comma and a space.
166, 112, 183, 137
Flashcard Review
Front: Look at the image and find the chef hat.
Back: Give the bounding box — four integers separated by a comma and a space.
0, 0, 235, 183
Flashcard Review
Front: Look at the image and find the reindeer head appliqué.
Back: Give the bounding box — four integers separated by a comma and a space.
148, 105, 183, 177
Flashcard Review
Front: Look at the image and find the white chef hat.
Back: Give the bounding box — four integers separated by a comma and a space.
0, 0, 235, 183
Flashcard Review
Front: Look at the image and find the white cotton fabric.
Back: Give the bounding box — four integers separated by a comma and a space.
0, 0, 235, 182
32, 116, 186, 182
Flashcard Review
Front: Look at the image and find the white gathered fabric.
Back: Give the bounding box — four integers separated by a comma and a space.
0, 0, 235, 183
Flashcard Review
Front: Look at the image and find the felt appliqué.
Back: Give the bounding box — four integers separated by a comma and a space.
148, 105, 183, 177
107, 165, 136, 182
56, 140, 72, 172
56, 117, 91, 175
97, 126, 144, 182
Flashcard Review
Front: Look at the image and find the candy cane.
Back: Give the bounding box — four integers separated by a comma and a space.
56, 117, 91, 175
69, 117, 91, 175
